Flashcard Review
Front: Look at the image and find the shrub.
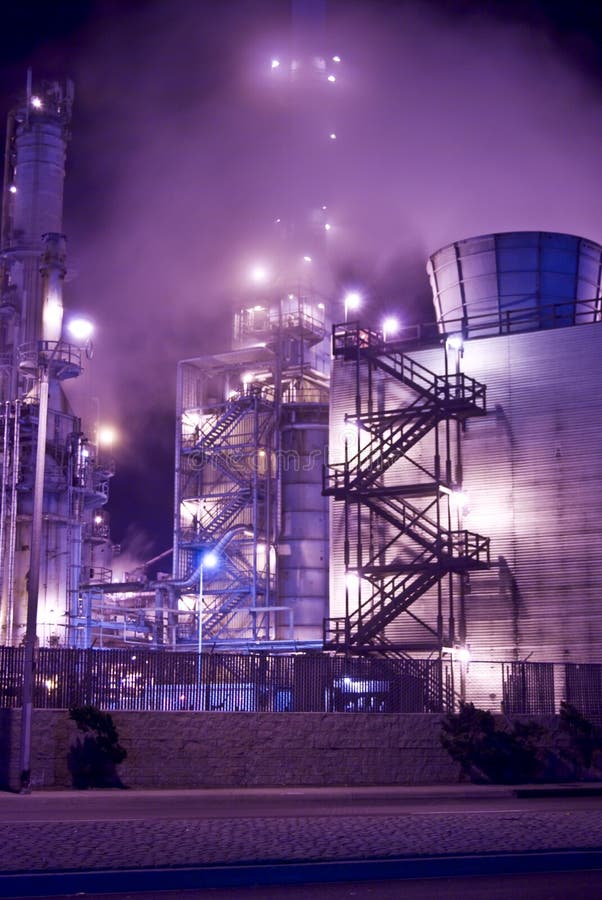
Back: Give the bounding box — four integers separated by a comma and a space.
67, 705, 127, 789
557, 701, 602, 779
440, 702, 546, 784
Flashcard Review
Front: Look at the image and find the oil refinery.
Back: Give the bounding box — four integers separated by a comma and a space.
2, 75, 602, 681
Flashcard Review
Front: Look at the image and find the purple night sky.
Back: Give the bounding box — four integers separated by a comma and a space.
1, 0, 601, 566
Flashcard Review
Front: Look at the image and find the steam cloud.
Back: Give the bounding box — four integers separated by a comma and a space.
11, 0, 601, 555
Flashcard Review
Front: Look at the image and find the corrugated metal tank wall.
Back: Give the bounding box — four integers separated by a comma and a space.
427, 232, 602, 337
454, 323, 602, 662
330, 232, 602, 662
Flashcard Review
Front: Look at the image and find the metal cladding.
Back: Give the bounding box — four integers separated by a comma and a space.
1, 79, 73, 350
421, 230, 602, 662
427, 232, 602, 338
328, 230, 602, 666
278, 416, 329, 641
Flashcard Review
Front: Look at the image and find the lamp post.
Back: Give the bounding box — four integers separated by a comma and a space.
18, 356, 50, 792
19, 319, 93, 792
196, 550, 218, 709
382, 316, 400, 342
343, 291, 361, 322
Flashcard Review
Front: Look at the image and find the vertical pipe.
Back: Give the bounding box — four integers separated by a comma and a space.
173, 363, 184, 580
6, 399, 21, 641
0, 402, 10, 639
20, 363, 50, 792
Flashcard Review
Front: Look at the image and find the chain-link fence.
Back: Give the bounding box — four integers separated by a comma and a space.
1, 647, 600, 717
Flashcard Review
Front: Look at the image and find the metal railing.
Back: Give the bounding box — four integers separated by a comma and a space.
1, 647, 601, 717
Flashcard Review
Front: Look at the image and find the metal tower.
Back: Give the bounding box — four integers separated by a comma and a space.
0, 75, 112, 647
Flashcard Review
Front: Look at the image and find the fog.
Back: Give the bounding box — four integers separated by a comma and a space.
7, 0, 602, 557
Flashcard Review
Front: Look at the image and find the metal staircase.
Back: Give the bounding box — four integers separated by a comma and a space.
324, 323, 490, 655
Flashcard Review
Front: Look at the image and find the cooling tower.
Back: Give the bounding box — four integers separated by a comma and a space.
427, 232, 602, 337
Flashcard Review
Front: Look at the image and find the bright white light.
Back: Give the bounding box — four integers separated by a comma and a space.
94, 514, 103, 524
457, 647, 471, 664
324, 223, 332, 232
67, 318, 94, 341
275, 217, 281, 223
97, 425, 117, 447
271, 59, 280, 69
202, 550, 219, 569
9, 185, 17, 194
318, 302, 325, 309
332, 55, 341, 63
249, 264, 269, 284
253, 305, 264, 311
446, 333, 464, 352
344, 291, 361, 318
31, 95, 42, 109
303, 255, 312, 263
345, 572, 360, 591
382, 316, 400, 340
329, 133, 337, 140
321, 205, 327, 210
327, 74, 336, 83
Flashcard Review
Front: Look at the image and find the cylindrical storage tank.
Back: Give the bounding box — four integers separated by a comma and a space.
427, 232, 602, 338
278, 412, 329, 642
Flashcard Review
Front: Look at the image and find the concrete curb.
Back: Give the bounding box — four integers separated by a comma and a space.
1, 849, 602, 897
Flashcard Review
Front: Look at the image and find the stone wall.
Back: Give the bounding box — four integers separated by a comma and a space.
0, 710, 460, 791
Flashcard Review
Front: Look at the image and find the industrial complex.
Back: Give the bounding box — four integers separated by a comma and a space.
1, 74, 602, 724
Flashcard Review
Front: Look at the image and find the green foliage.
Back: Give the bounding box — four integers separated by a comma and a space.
558, 701, 602, 777
67, 705, 127, 789
441, 701, 602, 784
440, 702, 546, 784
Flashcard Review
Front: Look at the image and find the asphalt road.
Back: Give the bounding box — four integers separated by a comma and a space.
1, 785, 602, 897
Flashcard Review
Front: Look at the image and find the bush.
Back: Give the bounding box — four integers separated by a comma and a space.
557, 701, 602, 779
440, 702, 546, 784
441, 701, 602, 784
67, 705, 127, 789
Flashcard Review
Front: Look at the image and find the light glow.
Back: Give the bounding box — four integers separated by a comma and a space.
327, 74, 336, 83
9, 185, 17, 194
97, 425, 117, 447
343, 291, 361, 318
31, 95, 42, 109
249, 263, 269, 284
202, 550, 219, 569
271, 59, 280, 69
303, 255, 312, 263
329, 133, 337, 140
67, 318, 94, 342
382, 316, 400, 340
324, 223, 332, 231
332, 55, 341, 63
446, 333, 464, 352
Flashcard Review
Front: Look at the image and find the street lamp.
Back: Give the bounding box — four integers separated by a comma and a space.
197, 550, 218, 657
19, 319, 93, 792
382, 316, 400, 341
343, 291, 361, 321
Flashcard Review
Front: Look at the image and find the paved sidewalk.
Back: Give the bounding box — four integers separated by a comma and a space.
1, 784, 602, 875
